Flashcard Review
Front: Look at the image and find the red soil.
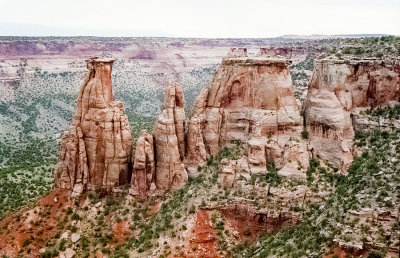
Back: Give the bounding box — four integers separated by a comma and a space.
0, 189, 71, 257
184, 210, 223, 258
112, 220, 130, 243
324, 244, 371, 258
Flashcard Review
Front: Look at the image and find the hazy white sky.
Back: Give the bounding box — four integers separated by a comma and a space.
0, 0, 399, 37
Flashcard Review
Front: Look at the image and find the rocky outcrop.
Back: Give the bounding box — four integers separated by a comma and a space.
153, 84, 188, 191
185, 88, 208, 176
55, 57, 133, 195
129, 130, 156, 197
304, 57, 400, 169
186, 48, 309, 183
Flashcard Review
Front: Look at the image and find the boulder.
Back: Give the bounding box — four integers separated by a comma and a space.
60, 248, 76, 258
71, 233, 81, 243
218, 159, 237, 188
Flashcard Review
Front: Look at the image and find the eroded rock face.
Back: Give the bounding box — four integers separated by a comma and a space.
153, 84, 188, 191
129, 130, 156, 197
55, 58, 133, 195
304, 58, 400, 169
185, 88, 208, 176
186, 48, 309, 183
218, 158, 238, 188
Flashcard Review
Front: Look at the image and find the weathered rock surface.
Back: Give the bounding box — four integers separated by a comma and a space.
218, 158, 238, 188
186, 48, 309, 183
304, 57, 400, 169
153, 84, 188, 191
129, 130, 156, 197
185, 88, 209, 176
54, 57, 133, 195
71, 233, 81, 243
59, 248, 76, 258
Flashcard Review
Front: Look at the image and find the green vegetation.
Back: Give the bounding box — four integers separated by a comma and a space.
237, 113, 400, 257
301, 130, 309, 139
365, 105, 400, 119
250, 162, 282, 187
292, 54, 315, 71
0, 136, 56, 219
328, 36, 400, 58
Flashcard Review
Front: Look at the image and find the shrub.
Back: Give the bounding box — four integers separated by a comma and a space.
71, 213, 80, 221
301, 130, 309, 139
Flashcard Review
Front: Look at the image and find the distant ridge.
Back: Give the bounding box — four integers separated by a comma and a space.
0, 22, 392, 39
277, 34, 390, 40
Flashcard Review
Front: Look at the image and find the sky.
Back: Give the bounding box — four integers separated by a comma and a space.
0, 0, 399, 37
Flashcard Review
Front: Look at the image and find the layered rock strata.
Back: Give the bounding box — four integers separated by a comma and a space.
186, 48, 309, 181
54, 57, 133, 195
304, 57, 400, 169
153, 84, 188, 191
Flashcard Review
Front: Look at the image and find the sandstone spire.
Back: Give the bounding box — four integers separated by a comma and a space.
153, 83, 188, 191
55, 57, 132, 196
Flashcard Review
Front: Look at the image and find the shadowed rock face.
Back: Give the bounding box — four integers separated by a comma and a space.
186, 48, 309, 180
129, 130, 156, 197
55, 57, 132, 195
153, 83, 188, 191
304, 58, 400, 169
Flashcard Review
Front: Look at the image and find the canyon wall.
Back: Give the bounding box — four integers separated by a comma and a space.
54, 58, 133, 196
185, 48, 309, 181
304, 57, 400, 169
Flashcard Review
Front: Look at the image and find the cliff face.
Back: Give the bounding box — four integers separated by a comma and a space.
186, 48, 309, 180
54, 58, 133, 195
304, 58, 400, 168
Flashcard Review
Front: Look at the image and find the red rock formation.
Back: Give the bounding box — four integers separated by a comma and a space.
221, 204, 299, 244
218, 158, 238, 188
55, 57, 132, 195
185, 88, 208, 175
153, 83, 188, 191
304, 57, 400, 169
129, 130, 156, 197
186, 49, 309, 183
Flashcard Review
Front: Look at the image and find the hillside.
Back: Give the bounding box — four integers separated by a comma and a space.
0, 36, 399, 258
